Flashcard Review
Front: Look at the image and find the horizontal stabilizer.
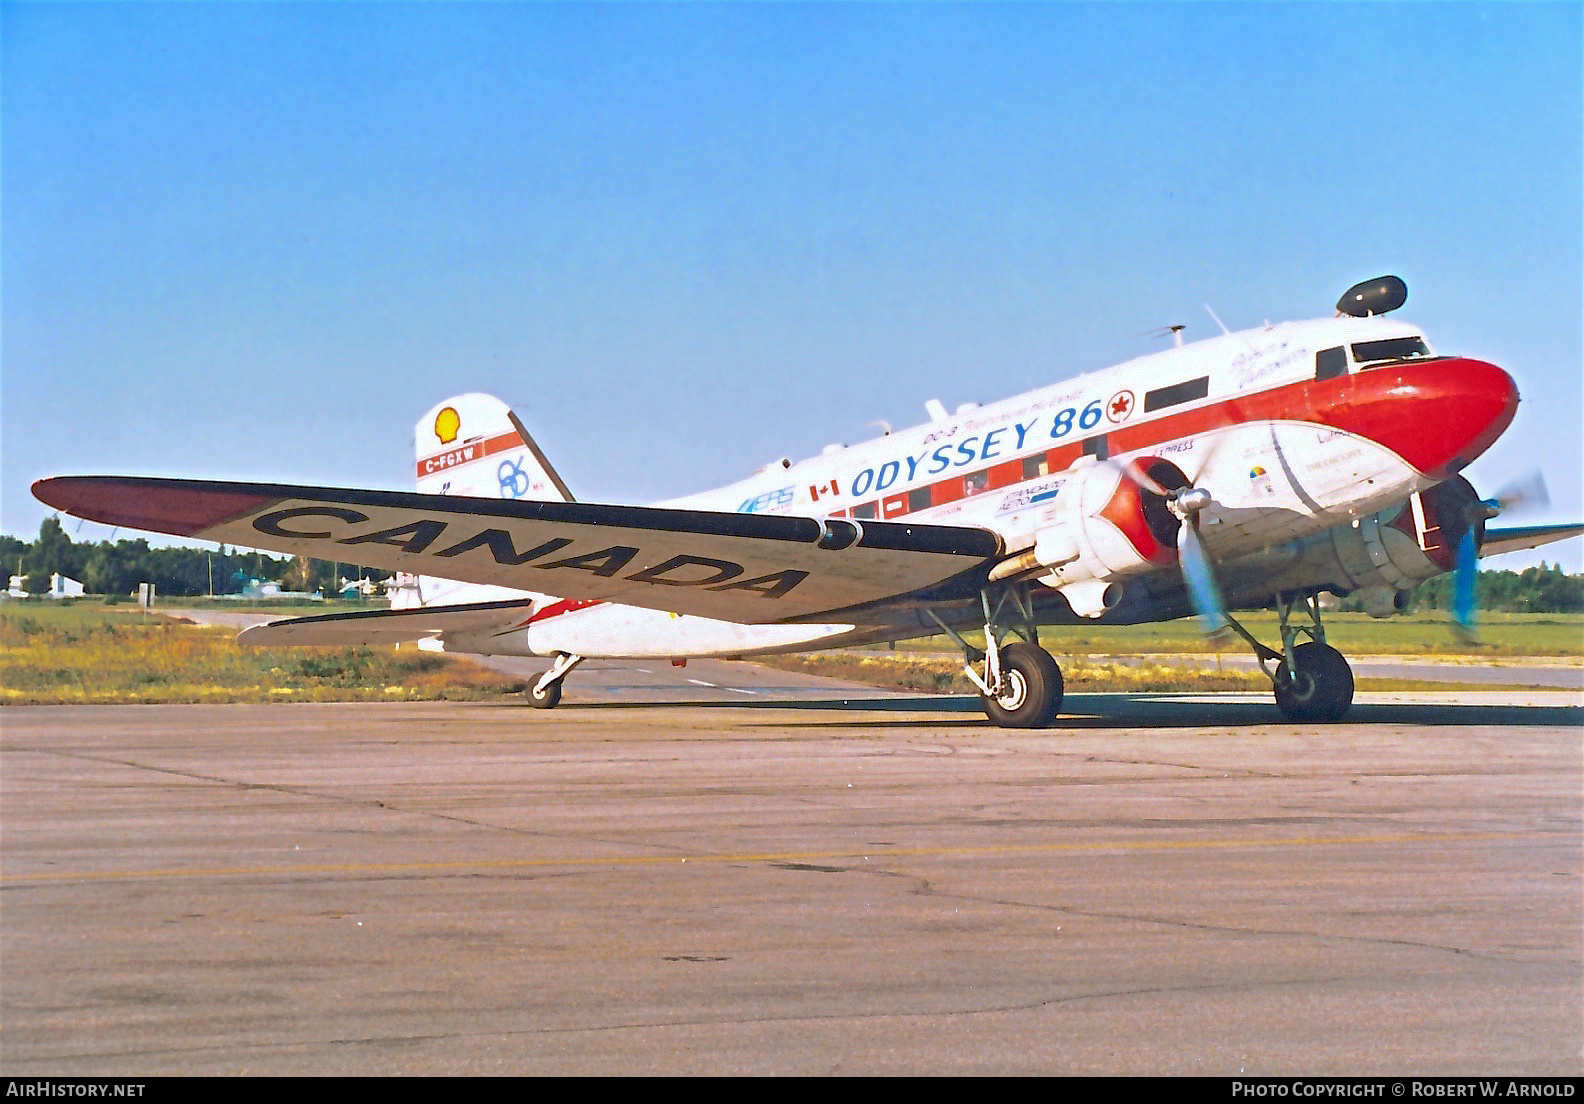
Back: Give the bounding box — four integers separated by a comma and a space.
34, 476, 1002, 624
1479, 523, 1584, 560
238, 599, 535, 647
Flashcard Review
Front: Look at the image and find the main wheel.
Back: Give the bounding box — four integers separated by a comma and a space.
1273, 642, 1354, 722
527, 678, 563, 710
979, 642, 1064, 728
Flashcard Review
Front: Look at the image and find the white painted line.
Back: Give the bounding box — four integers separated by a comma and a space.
687, 679, 717, 687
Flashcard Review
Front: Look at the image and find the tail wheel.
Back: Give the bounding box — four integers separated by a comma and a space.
979, 642, 1064, 729
527, 679, 563, 710
1273, 642, 1354, 723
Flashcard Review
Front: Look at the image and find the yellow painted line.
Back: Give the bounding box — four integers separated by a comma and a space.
1, 832, 1567, 884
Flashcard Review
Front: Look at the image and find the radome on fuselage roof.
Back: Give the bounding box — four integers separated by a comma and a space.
33, 275, 1582, 727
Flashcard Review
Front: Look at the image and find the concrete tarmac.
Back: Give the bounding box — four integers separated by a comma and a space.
1, 669, 1580, 1075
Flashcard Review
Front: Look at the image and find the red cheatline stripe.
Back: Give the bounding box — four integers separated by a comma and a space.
416, 430, 526, 479
833, 357, 1515, 522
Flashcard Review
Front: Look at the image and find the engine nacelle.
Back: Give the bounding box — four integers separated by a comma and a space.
1221, 476, 1485, 612
1022, 457, 1192, 616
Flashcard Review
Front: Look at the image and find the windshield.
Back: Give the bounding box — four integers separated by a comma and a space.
1352, 336, 1431, 365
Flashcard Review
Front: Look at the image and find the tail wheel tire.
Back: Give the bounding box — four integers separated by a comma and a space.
979, 642, 1064, 728
1273, 642, 1354, 722
528, 679, 563, 710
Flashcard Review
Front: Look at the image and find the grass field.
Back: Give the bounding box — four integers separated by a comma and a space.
0, 602, 525, 705
1, 600, 1578, 705
890, 611, 1584, 658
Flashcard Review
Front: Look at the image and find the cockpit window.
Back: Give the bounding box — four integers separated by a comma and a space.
1352, 336, 1430, 364
1315, 346, 1347, 381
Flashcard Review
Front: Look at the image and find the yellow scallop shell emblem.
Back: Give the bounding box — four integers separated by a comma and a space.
434, 406, 461, 445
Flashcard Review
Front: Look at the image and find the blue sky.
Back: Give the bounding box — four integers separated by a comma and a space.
4, 2, 1581, 571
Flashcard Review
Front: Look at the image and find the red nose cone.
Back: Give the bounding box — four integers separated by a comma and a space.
1319, 357, 1519, 479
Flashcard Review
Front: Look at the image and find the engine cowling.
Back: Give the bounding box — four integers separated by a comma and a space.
1019, 457, 1192, 616
1217, 475, 1485, 616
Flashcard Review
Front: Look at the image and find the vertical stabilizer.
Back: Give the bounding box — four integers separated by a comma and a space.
400, 394, 570, 609
414, 394, 573, 502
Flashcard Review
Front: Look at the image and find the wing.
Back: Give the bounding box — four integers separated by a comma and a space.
1479, 523, 1584, 559
33, 476, 1001, 624
238, 599, 535, 646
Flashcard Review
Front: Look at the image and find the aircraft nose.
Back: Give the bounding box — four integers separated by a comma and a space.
1328, 357, 1519, 480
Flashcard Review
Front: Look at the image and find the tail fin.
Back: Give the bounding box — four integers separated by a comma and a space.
415, 393, 573, 502
397, 394, 571, 611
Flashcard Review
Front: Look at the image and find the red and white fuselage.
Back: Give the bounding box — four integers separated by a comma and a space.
410, 311, 1518, 659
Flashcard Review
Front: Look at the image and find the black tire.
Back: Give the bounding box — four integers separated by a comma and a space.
979, 642, 1064, 728
1273, 642, 1354, 722
527, 678, 563, 710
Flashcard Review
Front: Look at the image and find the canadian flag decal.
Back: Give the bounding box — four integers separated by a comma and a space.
809, 479, 840, 501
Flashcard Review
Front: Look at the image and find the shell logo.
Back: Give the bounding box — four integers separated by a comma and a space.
435, 406, 461, 445
1249, 466, 1268, 480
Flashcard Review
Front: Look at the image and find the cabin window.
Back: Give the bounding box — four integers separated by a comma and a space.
1315, 346, 1347, 381
1023, 454, 1049, 479
907, 487, 932, 512
963, 471, 989, 496
1143, 376, 1209, 412
1082, 435, 1109, 461
1352, 336, 1430, 365
852, 502, 877, 520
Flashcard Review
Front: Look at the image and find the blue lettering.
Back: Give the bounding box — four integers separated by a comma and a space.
981, 428, 1006, 461
929, 445, 953, 475
955, 437, 981, 467
875, 460, 901, 492
904, 452, 927, 481
851, 469, 874, 497
1014, 420, 1035, 449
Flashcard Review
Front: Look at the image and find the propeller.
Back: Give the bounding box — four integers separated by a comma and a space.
1449, 470, 1550, 642
1173, 489, 1232, 641
1108, 448, 1232, 641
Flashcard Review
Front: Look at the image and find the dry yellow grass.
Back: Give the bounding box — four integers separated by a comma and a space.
0, 606, 525, 705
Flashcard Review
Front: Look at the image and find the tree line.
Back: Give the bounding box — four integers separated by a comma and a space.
2, 518, 378, 598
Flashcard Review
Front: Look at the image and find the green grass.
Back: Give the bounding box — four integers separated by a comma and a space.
892, 612, 1584, 658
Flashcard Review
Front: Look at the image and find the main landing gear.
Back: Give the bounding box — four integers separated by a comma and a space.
929, 585, 1064, 728
1219, 592, 1355, 722
527, 652, 584, 709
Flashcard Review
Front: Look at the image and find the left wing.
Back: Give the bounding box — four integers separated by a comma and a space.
33, 476, 1001, 624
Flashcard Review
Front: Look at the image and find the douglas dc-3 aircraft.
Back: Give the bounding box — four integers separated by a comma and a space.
34, 277, 1584, 727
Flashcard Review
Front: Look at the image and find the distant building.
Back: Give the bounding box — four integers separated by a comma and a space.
7, 574, 85, 599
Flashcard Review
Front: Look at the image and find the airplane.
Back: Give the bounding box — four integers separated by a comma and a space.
33, 276, 1584, 728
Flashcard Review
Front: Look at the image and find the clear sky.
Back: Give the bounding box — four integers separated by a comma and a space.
4, 2, 1581, 572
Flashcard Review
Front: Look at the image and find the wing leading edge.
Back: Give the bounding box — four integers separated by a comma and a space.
33, 476, 1002, 624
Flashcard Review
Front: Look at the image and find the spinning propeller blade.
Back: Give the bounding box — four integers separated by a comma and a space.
1178, 518, 1230, 640
1448, 470, 1548, 642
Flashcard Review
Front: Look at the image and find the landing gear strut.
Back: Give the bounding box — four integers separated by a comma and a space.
528, 652, 583, 710
1220, 593, 1354, 722
929, 585, 1063, 728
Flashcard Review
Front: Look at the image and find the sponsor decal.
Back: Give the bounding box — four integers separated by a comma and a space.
739, 486, 796, 513
435, 406, 461, 444
498, 458, 530, 499
996, 477, 1063, 516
